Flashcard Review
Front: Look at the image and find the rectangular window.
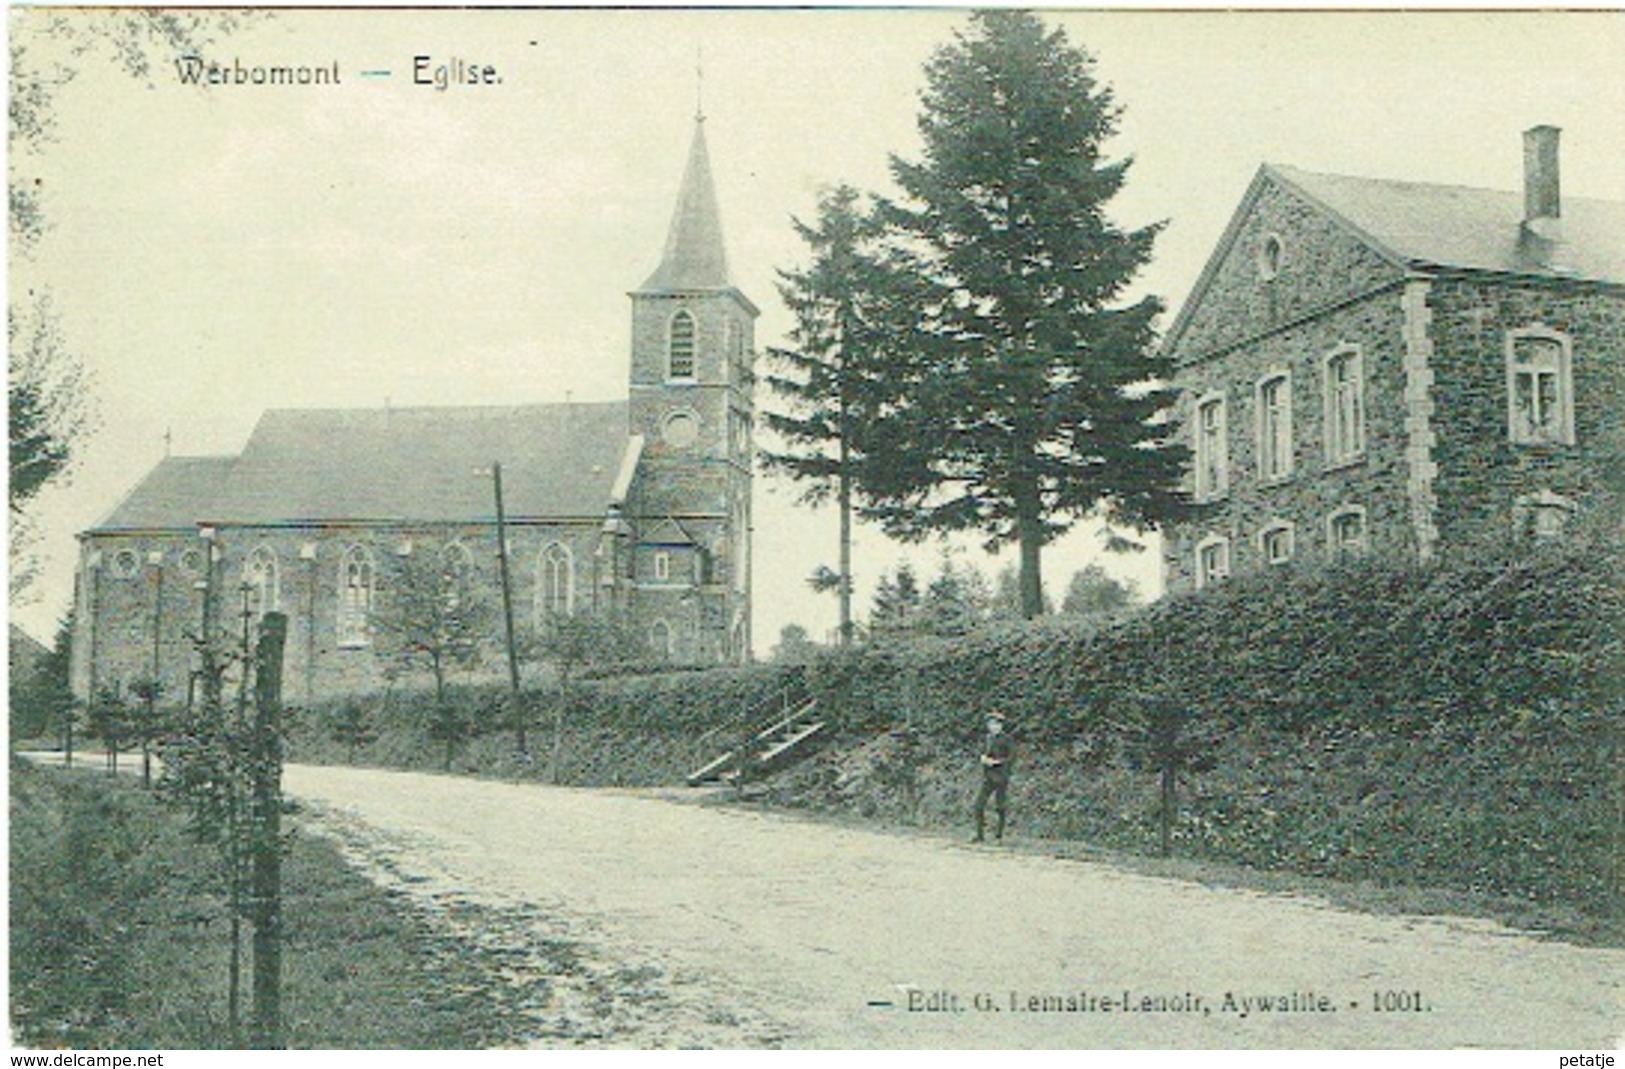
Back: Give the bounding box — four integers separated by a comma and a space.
1324, 348, 1365, 466
1507, 330, 1573, 445
654, 551, 670, 582
1194, 394, 1229, 500
1196, 536, 1230, 588
1257, 373, 1293, 482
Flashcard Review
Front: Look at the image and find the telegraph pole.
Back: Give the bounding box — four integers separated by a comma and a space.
491, 462, 527, 754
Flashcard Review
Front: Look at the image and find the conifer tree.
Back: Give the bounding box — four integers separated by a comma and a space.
764, 184, 921, 645
866, 11, 1189, 618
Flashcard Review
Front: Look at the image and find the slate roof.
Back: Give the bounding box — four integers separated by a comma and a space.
638, 117, 732, 292
1165, 162, 1625, 357
89, 402, 634, 532
92, 455, 237, 531
1270, 164, 1625, 285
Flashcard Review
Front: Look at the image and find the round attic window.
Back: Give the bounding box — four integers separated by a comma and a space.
111, 549, 140, 579
178, 549, 205, 577
1259, 234, 1284, 281
663, 411, 700, 448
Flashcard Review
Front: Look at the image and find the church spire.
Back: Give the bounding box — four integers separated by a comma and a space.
639, 116, 731, 292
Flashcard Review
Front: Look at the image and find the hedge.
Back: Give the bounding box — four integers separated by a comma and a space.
286, 533, 1623, 921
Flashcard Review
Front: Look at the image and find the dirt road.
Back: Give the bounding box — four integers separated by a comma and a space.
283, 763, 1622, 1049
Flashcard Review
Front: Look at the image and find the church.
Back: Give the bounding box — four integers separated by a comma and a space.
70, 116, 757, 704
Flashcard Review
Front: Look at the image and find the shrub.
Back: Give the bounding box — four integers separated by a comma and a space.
285, 534, 1622, 920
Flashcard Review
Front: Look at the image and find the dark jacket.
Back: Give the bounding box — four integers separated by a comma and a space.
981, 731, 1012, 782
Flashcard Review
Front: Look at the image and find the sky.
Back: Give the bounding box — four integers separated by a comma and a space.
9, 6, 1625, 651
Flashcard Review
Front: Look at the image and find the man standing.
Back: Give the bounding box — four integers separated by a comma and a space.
973, 710, 1012, 842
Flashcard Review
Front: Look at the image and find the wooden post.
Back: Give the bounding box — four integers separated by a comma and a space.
249, 612, 287, 1049
1152, 699, 1179, 859
303, 546, 318, 707
145, 552, 165, 789
227, 583, 254, 1043
491, 462, 527, 754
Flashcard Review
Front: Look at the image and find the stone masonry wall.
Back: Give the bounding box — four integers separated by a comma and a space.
1171, 176, 1404, 364
77, 519, 611, 704
1165, 287, 1414, 592
1424, 278, 1625, 549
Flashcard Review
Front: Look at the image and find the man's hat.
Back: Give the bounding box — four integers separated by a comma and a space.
986, 710, 1006, 721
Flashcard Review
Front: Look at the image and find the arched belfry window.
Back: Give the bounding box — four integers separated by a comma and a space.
338, 544, 376, 647
243, 545, 280, 620
536, 541, 574, 620
669, 310, 696, 379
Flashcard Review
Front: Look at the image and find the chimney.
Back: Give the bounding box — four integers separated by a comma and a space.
1522, 125, 1562, 241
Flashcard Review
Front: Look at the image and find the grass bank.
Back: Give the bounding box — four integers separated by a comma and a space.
284, 536, 1623, 941
8, 758, 547, 1048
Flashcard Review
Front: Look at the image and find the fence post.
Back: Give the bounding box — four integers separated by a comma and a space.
249, 612, 287, 1049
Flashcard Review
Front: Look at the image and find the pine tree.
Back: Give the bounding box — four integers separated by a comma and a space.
920, 553, 991, 637
865, 10, 1190, 618
763, 184, 921, 646
869, 562, 924, 641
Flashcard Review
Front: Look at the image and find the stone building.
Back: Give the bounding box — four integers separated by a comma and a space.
71, 116, 757, 702
1162, 126, 1625, 593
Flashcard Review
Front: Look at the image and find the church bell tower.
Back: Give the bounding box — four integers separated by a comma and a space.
626, 114, 757, 663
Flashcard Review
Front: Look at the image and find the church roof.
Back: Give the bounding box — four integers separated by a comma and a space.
638, 118, 732, 292
1269, 164, 1625, 285
89, 403, 634, 532
92, 455, 237, 531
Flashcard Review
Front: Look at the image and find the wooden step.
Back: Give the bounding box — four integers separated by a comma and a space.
758, 720, 826, 766
686, 697, 824, 786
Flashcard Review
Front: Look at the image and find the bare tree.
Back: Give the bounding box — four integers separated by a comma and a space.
530, 611, 644, 783
371, 548, 493, 768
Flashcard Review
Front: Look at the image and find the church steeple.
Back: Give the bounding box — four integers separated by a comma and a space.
639, 117, 731, 292
624, 112, 756, 667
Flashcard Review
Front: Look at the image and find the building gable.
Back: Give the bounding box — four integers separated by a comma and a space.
639, 517, 696, 546
1165, 167, 1407, 366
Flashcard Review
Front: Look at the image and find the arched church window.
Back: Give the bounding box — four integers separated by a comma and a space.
727, 318, 747, 377
440, 541, 475, 612
669, 310, 696, 379
243, 545, 280, 620
536, 541, 574, 620
733, 501, 749, 590
338, 544, 375, 648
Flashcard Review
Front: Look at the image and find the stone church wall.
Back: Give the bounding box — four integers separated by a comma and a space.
75, 519, 611, 704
